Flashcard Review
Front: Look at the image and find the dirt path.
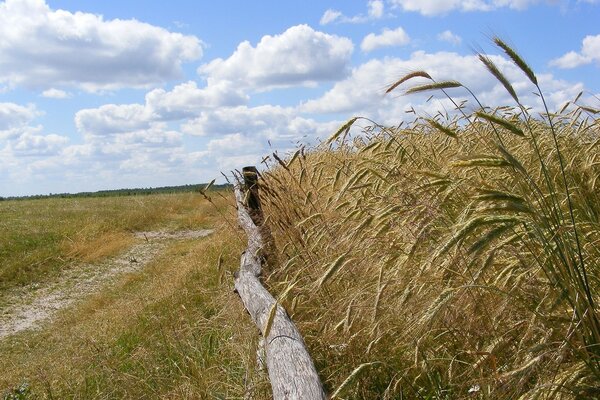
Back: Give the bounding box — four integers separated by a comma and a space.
0, 229, 213, 340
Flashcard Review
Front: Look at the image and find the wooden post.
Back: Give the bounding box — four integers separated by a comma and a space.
242, 166, 262, 217
234, 166, 326, 400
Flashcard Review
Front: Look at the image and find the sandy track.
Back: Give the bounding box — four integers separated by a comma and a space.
0, 229, 213, 340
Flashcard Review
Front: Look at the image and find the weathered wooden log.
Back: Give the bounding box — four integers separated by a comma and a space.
234, 166, 326, 400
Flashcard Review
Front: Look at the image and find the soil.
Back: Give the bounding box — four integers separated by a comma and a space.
0, 229, 213, 340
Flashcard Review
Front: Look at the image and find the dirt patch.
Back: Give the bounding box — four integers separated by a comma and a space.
135, 230, 215, 240
0, 229, 213, 340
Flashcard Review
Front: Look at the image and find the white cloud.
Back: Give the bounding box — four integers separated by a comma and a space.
0, 0, 202, 91
41, 88, 71, 99
207, 133, 262, 155
181, 105, 339, 142
320, 1, 385, 25
8, 131, 69, 156
182, 105, 340, 172
550, 34, 600, 68
300, 51, 585, 124
368, 0, 385, 18
320, 9, 343, 24
388, 0, 540, 16
0, 103, 41, 133
75, 78, 249, 137
75, 104, 153, 137
198, 25, 353, 90
64, 101, 340, 191
145, 81, 248, 119
437, 30, 462, 46
0, 101, 70, 161
361, 27, 410, 52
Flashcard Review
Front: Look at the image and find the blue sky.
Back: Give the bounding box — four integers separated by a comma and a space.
0, 0, 598, 196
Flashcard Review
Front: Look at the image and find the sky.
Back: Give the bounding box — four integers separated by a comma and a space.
0, 0, 598, 196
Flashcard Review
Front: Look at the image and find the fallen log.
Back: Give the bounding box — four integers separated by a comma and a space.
234, 166, 326, 400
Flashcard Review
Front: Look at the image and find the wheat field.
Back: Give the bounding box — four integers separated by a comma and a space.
254, 39, 600, 399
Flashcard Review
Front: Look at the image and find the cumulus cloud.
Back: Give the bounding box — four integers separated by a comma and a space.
361, 27, 410, 52
320, 0, 385, 25
300, 51, 585, 124
74, 78, 250, 139
0, 103, 41, 133
198, 25, 353, 90
8, 131, 69, 156
369, 0, 385, 18
550, 34, 600, 68
181, 105, 338, 141
41, 88, 71, 99
437, 30, 462, 46
66, 100, 341, 193
0, 101, 70, 162
4, 115, 198, 196
182, 105, 340, 171
0, 0, 202, 92
67, 80, 342, 191
145, 81, 248, 119
320, 9, 343, 25
76, 104, 153, 137
388, 0, 540, 16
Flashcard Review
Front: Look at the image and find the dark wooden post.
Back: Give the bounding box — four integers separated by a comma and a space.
242, 166, 261, 215
234, 167, 326, 400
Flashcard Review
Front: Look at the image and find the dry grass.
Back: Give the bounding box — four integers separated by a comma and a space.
1, 192, 272, 399
0, 193, 216, 293
255, 42, 600, 398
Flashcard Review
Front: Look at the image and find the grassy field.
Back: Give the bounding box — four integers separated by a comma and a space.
0, 194, 217, 293
0, 191, 271, 399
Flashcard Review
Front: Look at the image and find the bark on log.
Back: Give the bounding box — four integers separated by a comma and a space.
234, 166, 326, 400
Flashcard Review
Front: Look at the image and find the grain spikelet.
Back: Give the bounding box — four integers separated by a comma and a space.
287, 149, 302, 168
327, 117, 359, 145
318, 253, 351, 288
354, 215, 374, 233
263, 302, 278, 338
477, 201, 532, 215
405, 81, 462, 95
335, 200, 350, 211
421, 287, 454, 325
427, 119, 458, 138
333, 168, 344, 187
331, 362, 382, 399
418, 178, 451, 191
272, 152, 289, 171
375, 205, 403, 221
452, 156, 511, 168
337, 169, 369, 200
474, 189, 526, 203
494, 37, 538, 85
479, 54, 519, 103
496, 145, 527, 173
367, 168, 390, 184
468, 224, 514, 254
359, 141, 383, 154
386, 71, 432, 94
203, 179, 215, 192
296, 213, 323, 227
475, 111, 525, 137
580, 106, 600, 114
436, 215, 522, 257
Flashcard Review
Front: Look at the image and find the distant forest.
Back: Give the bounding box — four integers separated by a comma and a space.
0, 183, 232, 201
